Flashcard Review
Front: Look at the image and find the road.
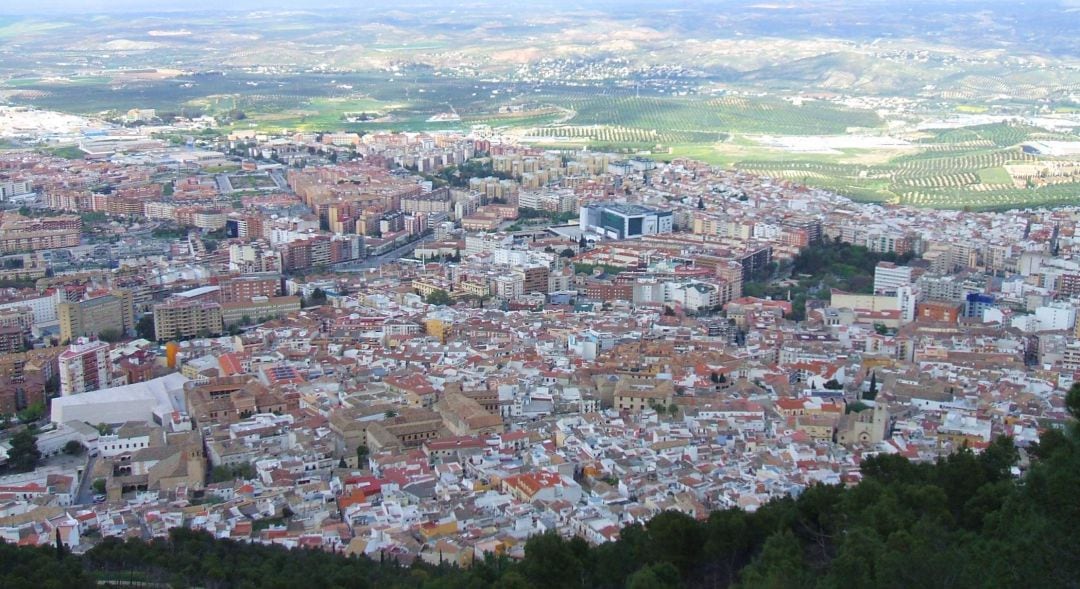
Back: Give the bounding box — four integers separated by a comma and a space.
74, 453, 98, 505
215, 174, 233, 194
333, 234, 434, 272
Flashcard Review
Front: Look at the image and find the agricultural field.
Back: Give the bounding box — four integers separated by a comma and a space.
728, 139, 1080, 209
2, 61, 1078, 211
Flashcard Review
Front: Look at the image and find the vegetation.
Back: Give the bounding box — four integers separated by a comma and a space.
135, 315, 155, 341
6, 429, 40, 473
45, 145, 84, 160
0, 539, 88, 589
8, 390, 1080, 588
742, 239, 916, 320
208, 462, 257, 484
573, 262, 628, 276
423, 159, 513, 188
517, 207, 579, 224
425, 289, 452, 306
97, 328, 123, 343
16, 401, 45, 424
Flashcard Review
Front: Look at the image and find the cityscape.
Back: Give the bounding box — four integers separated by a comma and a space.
0, 1, 1078, 587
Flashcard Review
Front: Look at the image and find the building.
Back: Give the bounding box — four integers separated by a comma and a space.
0, 179, 32, 201
964, 293, 996, 320
0, 213, 81, 253
0, 290, 61, 330
219, 274, 281, 303
59, 338, 110, 396
50, 373, 189, 425
435, 392, 504, 436
153, 299, 224, 341
916, 300, 962, 324
58, 292, 129, 344
613, 377, 675, 412
220, 295, 301, 326
873, 262, 913, 295
1035, 303, 1076, 332
579, 202, 673, 239
0, 324, 27, 354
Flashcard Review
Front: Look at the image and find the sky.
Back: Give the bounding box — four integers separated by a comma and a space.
1, 0, 1073, 16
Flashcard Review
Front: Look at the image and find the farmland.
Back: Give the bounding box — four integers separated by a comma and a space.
1, 1, 1079, 212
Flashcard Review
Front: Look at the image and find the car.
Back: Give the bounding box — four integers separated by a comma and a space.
93, 494, 106, 504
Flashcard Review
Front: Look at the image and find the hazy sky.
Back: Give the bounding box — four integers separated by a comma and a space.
2, 0, 1076, 16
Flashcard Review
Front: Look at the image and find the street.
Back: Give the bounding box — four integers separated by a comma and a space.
333, 234, 433, 272
74, 453, 98, 505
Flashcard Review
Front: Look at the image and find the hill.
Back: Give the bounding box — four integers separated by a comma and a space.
8, 385, 1080, 589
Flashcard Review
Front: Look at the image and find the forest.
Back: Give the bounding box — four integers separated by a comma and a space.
5, 385, 1080, 589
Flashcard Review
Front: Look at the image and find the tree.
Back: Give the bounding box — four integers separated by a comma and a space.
384, 410, 398, 419
135, 315, 155, 341
63, 440, 85, 456
7, 429, 41, 473
17, 401, 45, 424
519, 532, 583, 589
560, 248, 576, 258
628, 562, 680, 589
92, 479, 105, 494
866, 371, 879, 401
356, 444, 369, 467
579, 235, 588, 251
98, 328, 122, 343
310, 288, 328, 305
208, 462, 256, 483
739, 530, 811, 588
697, 196, 705, 210
95, 423, 114, 435
425, 289, 452, 306
55, 528, 65, 561
823, 378, 843, 390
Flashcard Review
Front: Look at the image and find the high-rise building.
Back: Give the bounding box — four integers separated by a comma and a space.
153, 299, 224, 341
58, 292, 131, 344
59, 338, 110, 396
874, 262, 913, 295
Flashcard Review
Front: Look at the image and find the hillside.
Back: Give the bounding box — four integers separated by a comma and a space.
8, 386, 1080, 589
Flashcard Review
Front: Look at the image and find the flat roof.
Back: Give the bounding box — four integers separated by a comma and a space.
175, 285, 221, 298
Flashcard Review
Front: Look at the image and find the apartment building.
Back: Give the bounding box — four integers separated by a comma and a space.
153, 299, 224, 341
59, 338, 110, 396
58, 292, 131, 343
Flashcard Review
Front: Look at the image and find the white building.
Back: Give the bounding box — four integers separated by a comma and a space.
50, 372, 189, 426
1035, 303, 1076, 332
59, 338, 110, 396
0, 290, 61, 329
874, 262, 913, 295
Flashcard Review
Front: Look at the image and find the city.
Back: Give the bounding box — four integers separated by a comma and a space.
0, 1, 1078, 587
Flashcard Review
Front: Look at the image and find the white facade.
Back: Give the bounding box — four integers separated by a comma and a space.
874, 263, 913, 295
59, 338, 110, 397
897, 285, 919, 324
50, 372, 190, 426
1035, 303, 1077, 332
0, 290, 60, 328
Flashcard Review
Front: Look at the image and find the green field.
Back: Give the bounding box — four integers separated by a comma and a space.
4, 70, 1079, 211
